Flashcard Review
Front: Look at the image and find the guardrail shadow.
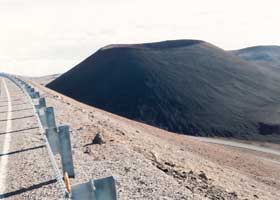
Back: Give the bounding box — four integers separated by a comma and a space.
0, 127, 39, 136
0, 108, 33, 114
0, 115, 35, 122
0, 103, 29, 108
0, 99, 26, 103
0, 95, 24, 100
0, 179, 57, 199
0, 145, 45, 157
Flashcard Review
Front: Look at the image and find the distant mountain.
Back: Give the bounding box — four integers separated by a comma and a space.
28, 74, 61, 85
47, 40, 280, 142
232, 45, 280, 68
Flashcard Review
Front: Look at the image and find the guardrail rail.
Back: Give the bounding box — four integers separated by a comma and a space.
0, 73, 117, 200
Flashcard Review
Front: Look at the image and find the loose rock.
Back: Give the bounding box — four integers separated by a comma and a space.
92, 132, 105, 144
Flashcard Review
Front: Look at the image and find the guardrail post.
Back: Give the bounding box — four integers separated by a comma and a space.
39, 107, 60, 154
45, 127, 60, 154
38, 107, 56, 129
94, 176, 117, 200
30, 91, 40, 99
58, 125, 75, 178
71, 176, 117, 200
33, 98, 46, 111
26, 87, 34, 94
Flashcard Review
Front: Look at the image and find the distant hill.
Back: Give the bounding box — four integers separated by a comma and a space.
232, 45, 280, 68
27, 74, 61, 86
47, 40, 280, 142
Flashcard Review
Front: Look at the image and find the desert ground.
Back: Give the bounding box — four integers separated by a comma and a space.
16, 76, 279, 200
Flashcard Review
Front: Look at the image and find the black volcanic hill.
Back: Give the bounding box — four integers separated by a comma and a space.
47, 40, 280, 142
232, 45, 280, 68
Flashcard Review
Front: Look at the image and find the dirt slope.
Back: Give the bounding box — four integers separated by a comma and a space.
29, 78, 280, 200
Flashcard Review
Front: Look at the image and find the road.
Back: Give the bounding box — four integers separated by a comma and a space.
0, 77, 60, 199
0, 77, 12, 194
193, 136, 280, 156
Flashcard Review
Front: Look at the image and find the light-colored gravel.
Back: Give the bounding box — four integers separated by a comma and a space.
0, 77, 61, 200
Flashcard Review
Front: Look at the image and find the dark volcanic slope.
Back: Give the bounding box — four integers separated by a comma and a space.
232, 45, 280, 68
47, 40, 280, 142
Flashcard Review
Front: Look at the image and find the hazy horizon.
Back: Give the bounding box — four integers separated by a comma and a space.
1, 0, 280, 76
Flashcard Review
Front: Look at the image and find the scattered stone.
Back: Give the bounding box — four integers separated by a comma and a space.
116, 129, 125, 135
164, 161, 175, 167
83, 146, 91, 154
77, 127, 83, 131
199, 171, 208, 181
139, 180, 146, 185
124, 167, 130, 173
92, 132, 105, 144
156, 163, 169, 173
53, 95, 61, 100
88, 114, 94, 118
229, 192, 238, 198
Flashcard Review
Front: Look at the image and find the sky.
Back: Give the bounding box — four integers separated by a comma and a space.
0, 0, 280, 76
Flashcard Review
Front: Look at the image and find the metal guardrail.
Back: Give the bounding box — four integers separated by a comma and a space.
0, 73, 117, 200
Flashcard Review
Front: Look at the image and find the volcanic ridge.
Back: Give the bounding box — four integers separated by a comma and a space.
47, 40, 280, 142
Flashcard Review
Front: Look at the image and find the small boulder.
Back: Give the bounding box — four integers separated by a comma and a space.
198, 171, 208, 181
92, 132, 105, 144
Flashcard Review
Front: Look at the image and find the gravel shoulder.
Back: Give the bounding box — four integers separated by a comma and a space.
26, 77, 280, 200
0, 77, 61, 199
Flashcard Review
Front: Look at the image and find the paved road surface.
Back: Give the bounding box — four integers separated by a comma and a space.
0, 77, 60, 199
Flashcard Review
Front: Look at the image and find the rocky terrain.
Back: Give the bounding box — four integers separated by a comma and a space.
27, 77, 280, 200
47, 40, 280, 142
